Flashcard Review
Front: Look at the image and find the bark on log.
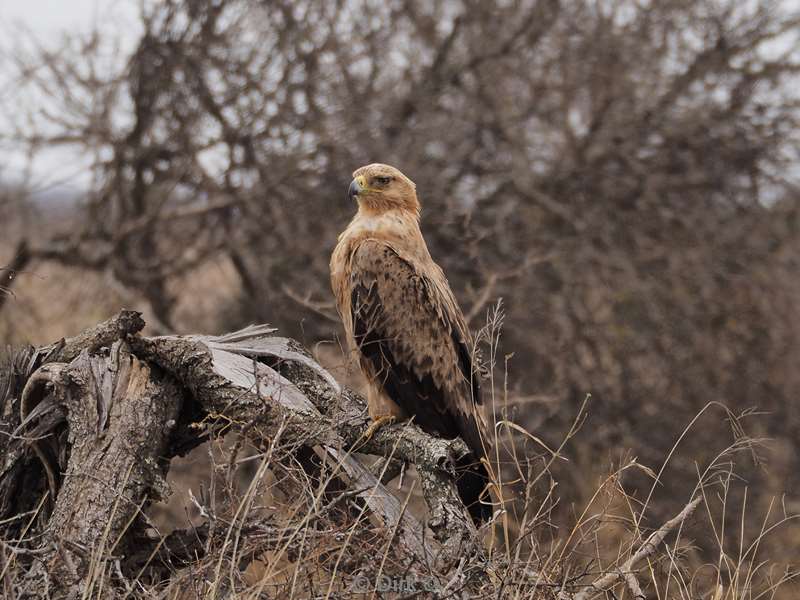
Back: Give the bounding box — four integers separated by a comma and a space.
19, 343, 182, 597
234, 333, 480, 555
0, 310, 147, 530
131, 328, 479, 561
1, 315, 484, 597
36, 309, 146, 365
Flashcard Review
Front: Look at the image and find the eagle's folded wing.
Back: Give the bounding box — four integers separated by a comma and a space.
349, 238, 487, 457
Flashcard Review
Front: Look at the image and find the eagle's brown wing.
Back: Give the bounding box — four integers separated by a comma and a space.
349, 239, 487, 459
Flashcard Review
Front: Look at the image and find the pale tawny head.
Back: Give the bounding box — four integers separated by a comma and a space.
348, 163, 419, 214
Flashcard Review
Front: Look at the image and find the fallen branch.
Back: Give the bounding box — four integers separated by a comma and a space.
204, 329, 480, 551
17, 342, 182, 597
0, 310, 147, 528
2, 314, 487, 596
561, 496, 703, 600
131, 327, 479, 561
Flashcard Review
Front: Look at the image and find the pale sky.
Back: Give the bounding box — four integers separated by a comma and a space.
0, 0, 144, 38
0, 0, 141, 196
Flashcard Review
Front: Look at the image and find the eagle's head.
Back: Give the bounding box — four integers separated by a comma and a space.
348, 163, 419, 215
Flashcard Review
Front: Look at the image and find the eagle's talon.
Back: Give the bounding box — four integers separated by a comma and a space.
364, 415, 397, 441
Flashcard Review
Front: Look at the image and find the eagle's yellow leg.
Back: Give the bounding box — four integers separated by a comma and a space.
363, 385, 405, 441
364, 414, 397, 441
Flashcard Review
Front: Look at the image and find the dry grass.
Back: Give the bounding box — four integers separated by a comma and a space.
1, 383, 797, 598
1, 250, 798, 599
33, 400, 789, 599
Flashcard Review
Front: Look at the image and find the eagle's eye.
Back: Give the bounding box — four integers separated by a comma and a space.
373, 176, 392, 186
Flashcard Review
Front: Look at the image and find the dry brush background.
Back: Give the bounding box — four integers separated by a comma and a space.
1, 0, 800, 598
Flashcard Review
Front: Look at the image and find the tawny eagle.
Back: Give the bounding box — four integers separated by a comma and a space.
330, 163, 491, 524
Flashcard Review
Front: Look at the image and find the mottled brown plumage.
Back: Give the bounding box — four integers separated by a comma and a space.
330, 163, 491, 523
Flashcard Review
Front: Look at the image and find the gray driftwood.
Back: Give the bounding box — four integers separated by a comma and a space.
0, 311, 482, 598
18, 344, 182, 596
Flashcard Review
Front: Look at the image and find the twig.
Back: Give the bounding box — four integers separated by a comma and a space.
280, 283, 340, 323
563, 496, 702, 600
622, 569, 645, 599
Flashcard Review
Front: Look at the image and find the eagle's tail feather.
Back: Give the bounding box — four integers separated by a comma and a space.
455, 455, 492, 526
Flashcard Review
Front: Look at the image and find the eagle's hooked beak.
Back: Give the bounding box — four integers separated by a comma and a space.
348, 175, 366, 201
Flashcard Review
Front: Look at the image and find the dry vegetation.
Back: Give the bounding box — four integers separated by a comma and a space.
1, 0, 799, 597
0, 313, 795, 599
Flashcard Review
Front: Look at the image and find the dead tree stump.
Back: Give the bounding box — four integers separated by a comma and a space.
0, 312, 484, 598
19, 345, 182, 596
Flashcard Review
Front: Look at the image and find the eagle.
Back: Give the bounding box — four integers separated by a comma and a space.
330, 163, 492, 525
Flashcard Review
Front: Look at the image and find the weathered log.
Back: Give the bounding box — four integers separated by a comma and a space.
17, 342, 182, 598
1, 310, 147, 534
130, 328, 480, 561
1, 315, 486, 597
222, 332, 481, 555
